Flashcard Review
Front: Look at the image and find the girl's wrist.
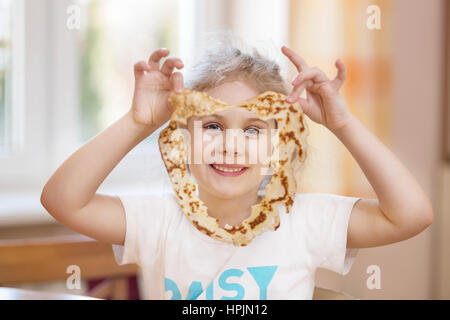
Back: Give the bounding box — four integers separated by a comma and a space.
124, 110, 157, 140
329, 115, 359, 138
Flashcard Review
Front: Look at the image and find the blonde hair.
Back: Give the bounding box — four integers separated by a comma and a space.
185, 33, 289, 95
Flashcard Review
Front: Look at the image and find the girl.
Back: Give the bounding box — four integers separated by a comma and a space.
41, 38, 433, 300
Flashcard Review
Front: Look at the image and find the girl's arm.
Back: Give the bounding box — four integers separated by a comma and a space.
331, 114, 433, 248
41, 112, 156, 245
282, 46, 433, 249
40, 49, 184, 246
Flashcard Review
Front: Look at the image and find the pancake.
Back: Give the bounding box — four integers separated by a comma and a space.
158, 89, 309, 246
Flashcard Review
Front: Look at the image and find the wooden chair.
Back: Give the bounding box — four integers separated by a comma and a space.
0, 235, 138, 300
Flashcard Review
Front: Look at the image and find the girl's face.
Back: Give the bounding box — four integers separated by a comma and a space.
186, 80, 277, 200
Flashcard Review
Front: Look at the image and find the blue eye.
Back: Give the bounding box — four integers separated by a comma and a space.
204, 123, 222, 131
245, 127, 260, 135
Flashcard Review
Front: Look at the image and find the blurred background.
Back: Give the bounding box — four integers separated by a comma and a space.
0, 0, 449, 299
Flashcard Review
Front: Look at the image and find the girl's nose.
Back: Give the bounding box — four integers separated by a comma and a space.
221, 129, 246, 163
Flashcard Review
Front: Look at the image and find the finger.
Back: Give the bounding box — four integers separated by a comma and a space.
281, 45, 309, 72
297, 97, 310, 114
286, 80, 313, 103
331, 59, 346, 90
304, 80, 336, 97
134, 61, 152, 79
160, 58, 184, 77
170, 71, 184, 93
148, 48, 170, 70
291, 67, 329, 86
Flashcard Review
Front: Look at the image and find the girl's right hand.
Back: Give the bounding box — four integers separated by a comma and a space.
130, 48, 184, 129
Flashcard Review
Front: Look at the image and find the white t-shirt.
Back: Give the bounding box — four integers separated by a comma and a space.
112, 192, 360, 300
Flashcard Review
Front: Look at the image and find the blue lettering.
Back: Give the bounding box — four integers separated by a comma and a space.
186, 281, 203, 300
218, 268, 245, 300
247, 266, 278, 300
164, 277, 181, 300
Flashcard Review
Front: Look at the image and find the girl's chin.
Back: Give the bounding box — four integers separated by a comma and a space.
207, 181, 261, 200
206, 180, 249, 199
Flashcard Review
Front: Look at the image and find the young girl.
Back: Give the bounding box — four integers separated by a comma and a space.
40, 39, 433, 300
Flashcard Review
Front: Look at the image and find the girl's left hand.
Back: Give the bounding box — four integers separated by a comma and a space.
281, 46, 354, 133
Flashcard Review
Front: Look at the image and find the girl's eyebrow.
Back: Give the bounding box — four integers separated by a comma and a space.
202, 114, 269, 126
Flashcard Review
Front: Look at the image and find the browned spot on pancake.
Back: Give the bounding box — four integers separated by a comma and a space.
262, 95, 275, 105
289, 105, 298, 113
183, 184, 196, 198
267, 171, 290, 205
286, 196, 294, 208
189, 201, 200, 212
280, 131, 303, 158
273, 106, 283, 114
260, 200, 273, 212
193, 221, 213, 236
226, 224, 246, 234
163, 155, 187, 173
249, 212, 267, 229
286, 112, 291, 125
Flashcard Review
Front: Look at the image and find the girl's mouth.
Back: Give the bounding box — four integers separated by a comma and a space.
209, 163, 249, 177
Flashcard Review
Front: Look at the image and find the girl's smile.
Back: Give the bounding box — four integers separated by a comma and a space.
209, 163, 249, 176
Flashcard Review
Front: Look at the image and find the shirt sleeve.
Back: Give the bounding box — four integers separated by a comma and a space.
112, 193, 172, 267
293, 193, 361, 275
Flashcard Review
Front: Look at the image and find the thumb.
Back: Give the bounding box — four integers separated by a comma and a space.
331, 59, 346, 90
134, 61, 151, 81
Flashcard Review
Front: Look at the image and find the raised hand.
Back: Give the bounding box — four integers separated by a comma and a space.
282, 46, 353, 133
130, 48, 184, 129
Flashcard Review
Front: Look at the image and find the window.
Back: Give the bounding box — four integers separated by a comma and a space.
0, 0, 11, 148
77, 0, 180, 142
0, 0, 24, 155
73, 0, 193, 193
0, 0, 197, 193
